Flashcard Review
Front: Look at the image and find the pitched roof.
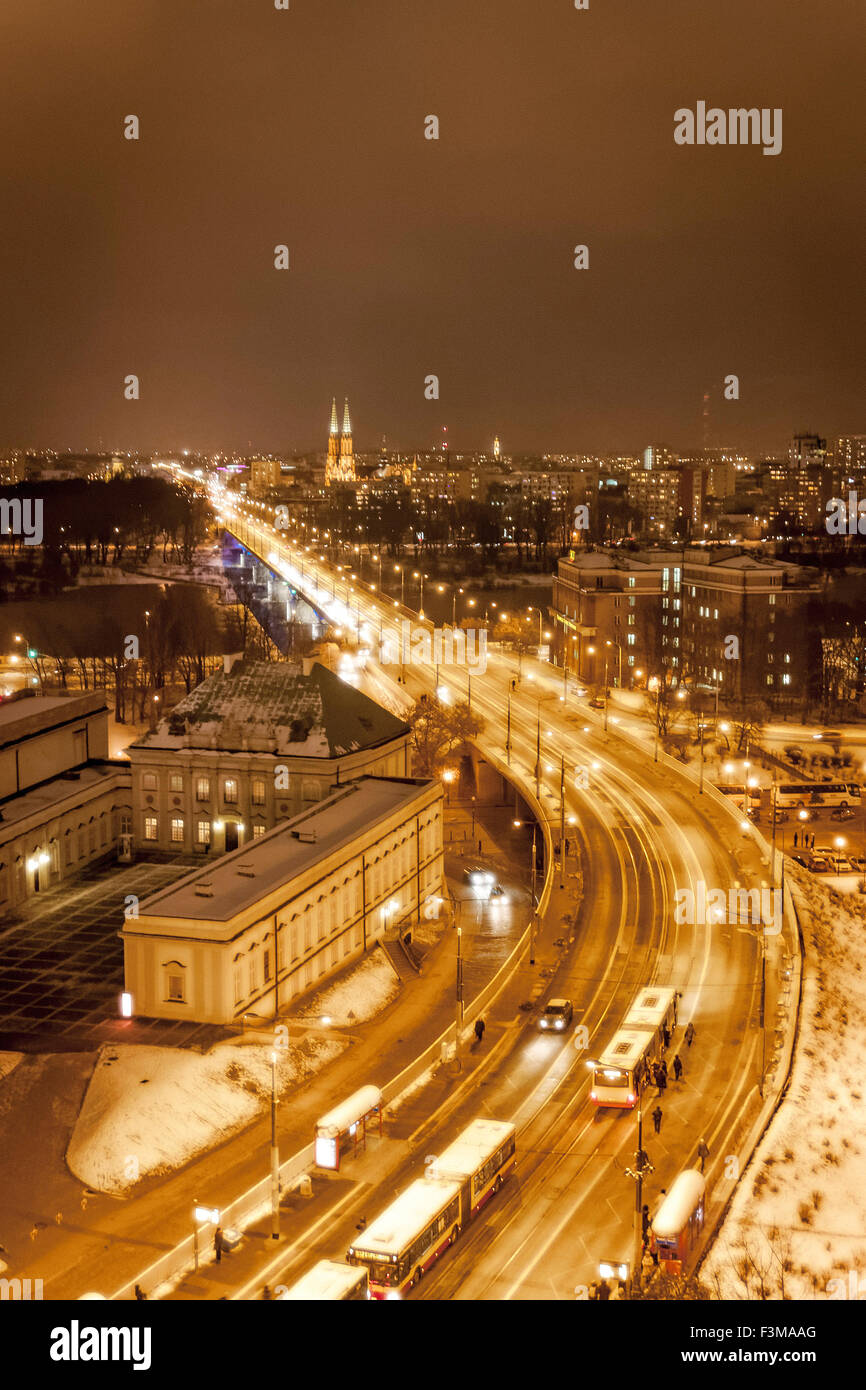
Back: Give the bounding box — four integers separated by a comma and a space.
132, 661, 408, 757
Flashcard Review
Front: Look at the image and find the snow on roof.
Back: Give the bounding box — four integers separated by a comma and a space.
131, 660, 408, 758
350, 1179, 461, 1258
653, 1169, 705, 1238
625, 987, 677, 1031
433, 1120, 515, 1181
131, 777, 436, 925
317, 1085, 381, 1137
597, 1028, 655, 1070
278, 1260, 366, 1301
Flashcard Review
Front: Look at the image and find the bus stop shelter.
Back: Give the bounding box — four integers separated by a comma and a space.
315, 1085, 382, 1170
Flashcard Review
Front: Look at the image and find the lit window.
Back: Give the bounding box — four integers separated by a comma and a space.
196, 776, 211, 800
144, 815, 158, 841
251, 779, 266, 805
169, 774, 183, 793
170, 817, 184, 843
253, 824, 266, 839
197, 819, 211, 844
224, 778, 238, 803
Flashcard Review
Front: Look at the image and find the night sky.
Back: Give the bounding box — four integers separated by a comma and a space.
0, 1, 861, 456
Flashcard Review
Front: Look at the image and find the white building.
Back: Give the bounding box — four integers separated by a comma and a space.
128, 659, 411, 857
122, 776, 444, 1025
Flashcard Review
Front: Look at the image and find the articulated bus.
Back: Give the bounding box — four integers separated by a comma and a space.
591, 986, 679, 1109
775, 782, 861, 810
431, 1118, 516, 1220
277, 1260, 369, 1301
347, 1118, 516, 1298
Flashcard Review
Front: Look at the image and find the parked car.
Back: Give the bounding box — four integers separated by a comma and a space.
830, 806, 857, 821
808, 856, 831, 873
791, 854, 811, 868
588, 696, 605, 710
538, 998, 574, 1032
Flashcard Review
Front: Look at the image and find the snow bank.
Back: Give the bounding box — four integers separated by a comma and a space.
704, 868, 866, 1299
67, 1034, 345, 1195
0, 1052, 23, 1083
293, 948, 400, 1026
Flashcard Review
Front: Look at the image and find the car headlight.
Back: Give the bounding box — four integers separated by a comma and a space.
556, 1020, 564, 1029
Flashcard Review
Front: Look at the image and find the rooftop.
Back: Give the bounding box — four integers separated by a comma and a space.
0, 691, 108, 748
131, 660, 408, 758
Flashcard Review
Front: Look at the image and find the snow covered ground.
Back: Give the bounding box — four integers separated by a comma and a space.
0, 1052, 23, 1083
704, 868, 866, 1299
292, 948, 400, 1027
67, 1034, 345, 1195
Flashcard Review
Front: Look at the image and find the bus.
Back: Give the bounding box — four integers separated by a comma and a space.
650, 1169, 706, 1273
346, 1118, 517, 1298
430, 1118, 516, 1219
590, 1027, 657, 1108
347, 1178, 461, 1299
776, 782, 861, 810
623, 986, 678, 1047
277, 1260, 369, 1301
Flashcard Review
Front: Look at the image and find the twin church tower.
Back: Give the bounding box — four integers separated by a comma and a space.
325, 397, 356, 485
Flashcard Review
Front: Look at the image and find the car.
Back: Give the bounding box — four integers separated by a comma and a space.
808, 856, 831, 873
784, 744, 804, 760
588, 697, 605, 710
463, 865, 493, 884
538, 998, 573, 1032
830, 806, 856, 821
850, 855, 866, 872
791, 854, 811, 868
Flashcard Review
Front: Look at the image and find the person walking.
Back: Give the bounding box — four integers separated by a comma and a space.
641, 1203, 651, 1248
597, 1278, 611, 1301
657, 1066, 667, 1093
697, 1137, 709, 1173
474, 1017, 485, 1045
673, 1053, 683, 1082
587, 1280, 599, 1302
214, 1226, 224, 1264
794, 831, 798, 848
684, 1021, 695, 1048
610, 1279, 625, 1300
660, 1057, 668, 1079
134, 1284, 146, 1301
652, 1105, 663, 1133
662, 1025, 671, 1050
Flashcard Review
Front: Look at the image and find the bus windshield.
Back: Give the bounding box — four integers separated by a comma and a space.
594, 1067, 628, 1088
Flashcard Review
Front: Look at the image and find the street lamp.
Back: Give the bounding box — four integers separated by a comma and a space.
270, 1050, 280, 1239
605, 638, 622, 688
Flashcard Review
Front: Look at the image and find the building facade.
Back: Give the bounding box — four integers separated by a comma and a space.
128, 659, 411, 857
122, 776, 444, 1024
0, 692, 131, 913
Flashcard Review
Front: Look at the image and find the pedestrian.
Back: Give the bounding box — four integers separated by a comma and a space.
673, 1053, 683, 1082
641, 1203, 650, 1245
587, 1280, 598, 1302
657, 1067, 667, 1093
697, 1137, 709, 1173
134, 1284, 146, 1301
262, 1285, 273, 1301
474, 1017, 485, 1045
610, 1279, 625, 1300
652, 1105, 663, 1133
660, 1057, 668, 1079
794, 831, 798, 848
685, 1021, 695, 1048
478, 839, 482, 854
214, 1226, 224, 1264
662, 1025, 671, 1050
811, 833, 816, 849
597, 1278, 611, 1301
651, 1061, 661, 1087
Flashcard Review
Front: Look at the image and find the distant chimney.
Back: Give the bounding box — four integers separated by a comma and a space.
223, 652, 243, 675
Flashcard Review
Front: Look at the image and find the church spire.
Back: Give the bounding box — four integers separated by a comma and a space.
342, 399, 352, 435
329, 397, 339, 435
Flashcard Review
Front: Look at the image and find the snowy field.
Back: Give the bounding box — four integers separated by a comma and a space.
67, 1034, 345, 1195
293, 948, 400, 1027
704, 868, 866, 1299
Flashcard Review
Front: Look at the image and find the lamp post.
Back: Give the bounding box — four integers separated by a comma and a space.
605, 637, 622, 689
270, 1050, 280, 1239
530, 823, 537, 965
506, 689, 512, 766
455, 927, 464, 1062
559, 755, 566, 889
603, 654, 609, 733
